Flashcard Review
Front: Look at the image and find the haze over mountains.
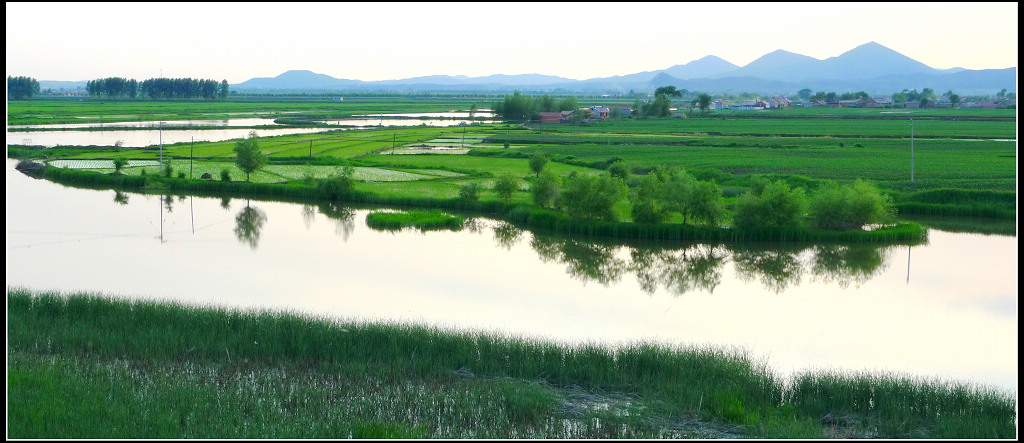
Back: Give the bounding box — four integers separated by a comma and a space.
42, 42, 1015, 96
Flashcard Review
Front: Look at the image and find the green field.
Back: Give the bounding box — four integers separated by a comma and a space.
8, 97, 1017, 230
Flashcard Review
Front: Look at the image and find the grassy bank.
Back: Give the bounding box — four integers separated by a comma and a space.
7, 288, 1016, 439
28, 162, 929, 244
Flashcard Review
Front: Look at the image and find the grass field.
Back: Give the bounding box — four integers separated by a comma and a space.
8, 97, 1017, 226
8, 288, 1016, 439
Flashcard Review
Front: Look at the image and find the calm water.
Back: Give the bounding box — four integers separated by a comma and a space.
4, 159, 1017, 393
7, 115, 496, 148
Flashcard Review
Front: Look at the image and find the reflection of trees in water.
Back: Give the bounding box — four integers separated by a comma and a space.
234, 202, 267, 250
528, 233, 891, 295
630, 244, 726, 296
731, 245, 806, 294
163, 195, 175, 214
301, 205, 316, 230
220, 197, 231, 210
808, 244, 893, 289
113, 190, 129, 205
462, 218, 484, 234
530, 236, 627, 286
493, 222, 523, 250
317, 202, 354, 241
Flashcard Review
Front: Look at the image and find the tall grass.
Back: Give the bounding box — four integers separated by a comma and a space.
7, 288, 1016, 439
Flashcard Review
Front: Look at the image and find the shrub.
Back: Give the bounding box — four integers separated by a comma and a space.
317, 164, 355, 200
531, 170, 559, 208
220, 168, 231, 182
607, 160, 631, 181
733, 180, 808, 229
492, 172, 520, 203
458, 182, 481, 202
557, 173, 625, 222
810, 179, 896, 230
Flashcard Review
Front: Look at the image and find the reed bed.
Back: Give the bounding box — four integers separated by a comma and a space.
7, 288, 1016, 439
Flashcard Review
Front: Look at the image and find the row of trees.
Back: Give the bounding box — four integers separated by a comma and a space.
8, 76, 40, 100
86, 77, 138, 98
491, 91, 580, 122
479, 153, 896, 231
86, 77, 229, 99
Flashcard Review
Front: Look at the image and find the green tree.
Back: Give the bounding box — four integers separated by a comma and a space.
528, 152, 549, 177
654, 85, 683, 98
809, 179, 896, 230
233, 130, 266, 182
733, 180, 808, 229
647, 94, 672, 117
630, 173, 668, 224
557, 96, 578, 112
458, 182, 481, 202
492, 172, 519, 203
317, 163, 356, 200
797, 88, 813, 100
688, 180, 726, 227
531, 169, 560, 208
7, 76, 40, 100
112, 158, 128, 174
493, 91, 535, 122
698, 93, 713, 113
663, 170, 698, 224
557, 173, 625, 221
607, 160, 631, 181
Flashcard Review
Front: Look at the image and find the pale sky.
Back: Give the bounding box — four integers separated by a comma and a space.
6, 2, 1018, 83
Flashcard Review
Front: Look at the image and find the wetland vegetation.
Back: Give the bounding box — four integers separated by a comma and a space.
7, 95, 1017, 438
8, 288, 1017, 439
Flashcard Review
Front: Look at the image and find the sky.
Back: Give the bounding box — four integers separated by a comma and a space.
6, 2, 1019, 84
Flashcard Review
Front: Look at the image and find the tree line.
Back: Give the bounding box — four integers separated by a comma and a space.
86, 77, 229, 99
8, 76, 40, 100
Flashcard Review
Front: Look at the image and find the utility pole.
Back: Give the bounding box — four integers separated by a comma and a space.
190, 136, 194, 179
910, 118, 914, 183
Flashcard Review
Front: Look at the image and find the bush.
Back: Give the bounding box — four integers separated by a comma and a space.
733, 180, 808, 229
810, 179, 896, 230
458, 182, 481, 202
607, 160, 631, 181
492, 172, 520, 203
557, 173, 625, 222
220, 168, 231, 182
317, 164, 355, 200
531, 170, 559, 208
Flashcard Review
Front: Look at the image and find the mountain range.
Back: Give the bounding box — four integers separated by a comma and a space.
40, 42, 1015, 96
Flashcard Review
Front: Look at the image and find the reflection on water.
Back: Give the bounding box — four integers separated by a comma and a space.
234, 202, 267, 250
522, 234, 892, 296
5, 158, 1018, 393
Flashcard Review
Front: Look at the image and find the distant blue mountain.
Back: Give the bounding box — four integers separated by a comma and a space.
228, 43, 1016, 95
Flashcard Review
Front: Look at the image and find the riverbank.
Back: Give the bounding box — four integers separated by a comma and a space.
7, 288, 1016, 439
24, 161, 929, 245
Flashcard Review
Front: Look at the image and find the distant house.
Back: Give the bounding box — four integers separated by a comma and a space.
873, 97, 892, 108
590, 106, 611, 119
838, 99, 860, 108
904, 100, 921, 108
859, 98, 881, 108
616, 105, 631, 116
539, 112, 562, 123
714, 99, 728, 109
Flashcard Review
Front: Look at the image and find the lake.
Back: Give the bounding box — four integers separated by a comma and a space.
7, 115, 497, 148
5, 159, 1017, 394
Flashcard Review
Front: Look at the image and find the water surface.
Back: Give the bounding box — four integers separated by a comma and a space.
4, 159, 1017, 393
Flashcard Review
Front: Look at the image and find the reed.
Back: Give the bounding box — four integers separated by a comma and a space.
7, 288, 1016, 439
